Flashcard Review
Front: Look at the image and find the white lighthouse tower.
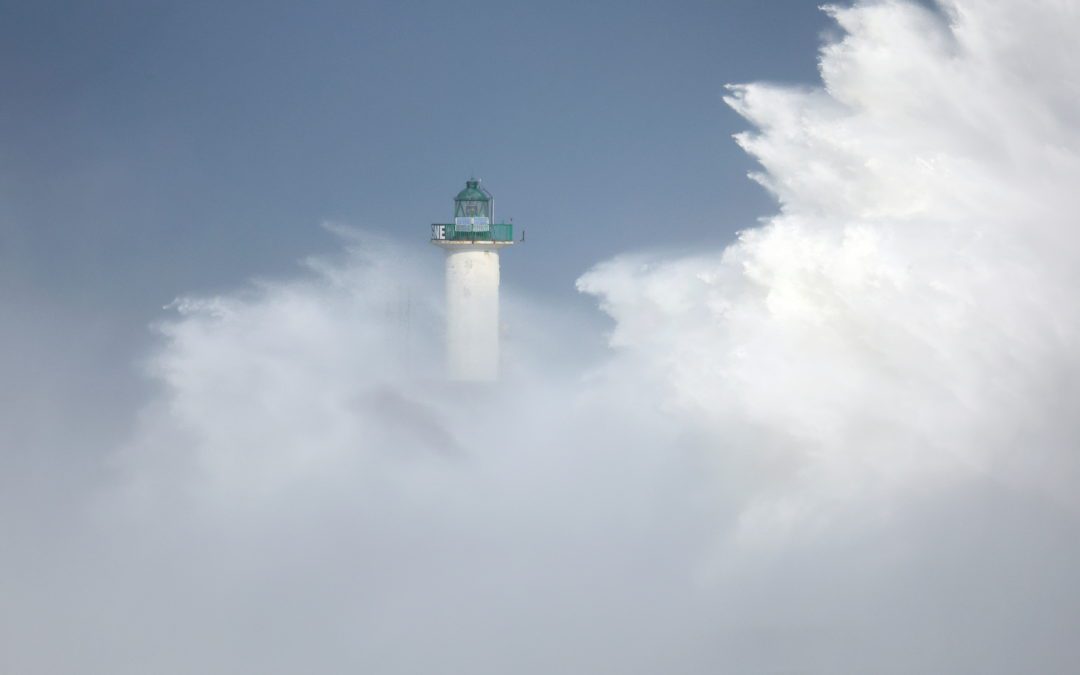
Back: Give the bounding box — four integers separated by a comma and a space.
430, 179, 516, 381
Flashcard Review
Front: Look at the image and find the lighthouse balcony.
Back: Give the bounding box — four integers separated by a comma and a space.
431, 222, 514, 243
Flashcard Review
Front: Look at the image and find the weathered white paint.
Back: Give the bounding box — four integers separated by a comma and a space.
444, 245, 500, 381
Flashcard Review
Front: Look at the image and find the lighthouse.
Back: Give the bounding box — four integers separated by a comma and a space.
430, 179, 516, 381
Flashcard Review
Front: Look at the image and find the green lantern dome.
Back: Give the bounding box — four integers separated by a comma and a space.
430, 178, 515, 244
454, 179, 493, 220
454, 179, 491, 203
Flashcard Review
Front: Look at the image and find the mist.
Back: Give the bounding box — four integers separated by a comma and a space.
4, 1, 1080, 673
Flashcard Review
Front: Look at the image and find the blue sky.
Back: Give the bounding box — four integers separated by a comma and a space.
1, 0, 829, 315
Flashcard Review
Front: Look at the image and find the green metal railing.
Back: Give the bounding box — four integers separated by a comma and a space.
431, 223, 514, 242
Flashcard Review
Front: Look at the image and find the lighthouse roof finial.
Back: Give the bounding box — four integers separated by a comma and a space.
455, 178, 491, 202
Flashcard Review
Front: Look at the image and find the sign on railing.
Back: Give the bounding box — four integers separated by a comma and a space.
454, 216, 490, 232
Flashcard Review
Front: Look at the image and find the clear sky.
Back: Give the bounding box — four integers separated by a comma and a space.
1, 0, 830, 313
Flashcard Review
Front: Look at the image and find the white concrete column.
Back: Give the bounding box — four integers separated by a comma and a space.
445, 246, 500, 381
